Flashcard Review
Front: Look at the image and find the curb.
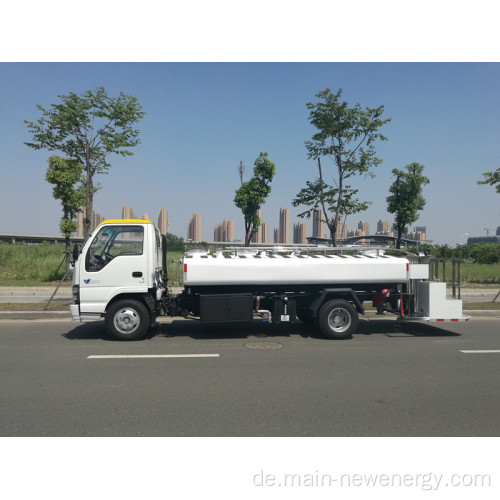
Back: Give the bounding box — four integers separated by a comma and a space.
0, 311, 71, 320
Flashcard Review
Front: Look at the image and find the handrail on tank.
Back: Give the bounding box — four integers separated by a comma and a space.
219, 245, 418, 259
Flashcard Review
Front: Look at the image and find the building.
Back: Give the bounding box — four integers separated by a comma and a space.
293, 223, 308, 244
187, 213, 202, 242
261, 222, 269, 244
313, 209, 324, 238
76, 208, 105, 237
336, 220, 346, 239
122, 205, 136, 220
376, 219, 393, 237
279, 208, 290, 244
358, 221, 369, 235
377, 220, 390, 233
157, 208, 169, 236
214, 219, 234, 242
415, 226, 427, 240
406, 231, 426, 241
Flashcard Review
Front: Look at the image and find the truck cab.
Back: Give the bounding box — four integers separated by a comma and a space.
71, 219, 165, 339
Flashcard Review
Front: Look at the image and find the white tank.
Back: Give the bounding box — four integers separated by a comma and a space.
183, 251, 409, 286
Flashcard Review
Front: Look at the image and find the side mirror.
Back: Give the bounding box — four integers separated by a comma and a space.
72, 243, 79, 264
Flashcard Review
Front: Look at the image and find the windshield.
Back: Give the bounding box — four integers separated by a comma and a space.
85, 225, 144, 272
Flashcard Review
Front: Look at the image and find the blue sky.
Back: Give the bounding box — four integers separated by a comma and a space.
1, 62, 498, 245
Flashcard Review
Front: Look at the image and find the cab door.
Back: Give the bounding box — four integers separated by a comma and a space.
79, 224, 148, 314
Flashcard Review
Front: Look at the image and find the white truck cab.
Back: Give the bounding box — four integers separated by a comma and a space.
71, 219, 165, 338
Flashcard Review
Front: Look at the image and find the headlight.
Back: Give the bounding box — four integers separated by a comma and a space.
72, 285, 80, 303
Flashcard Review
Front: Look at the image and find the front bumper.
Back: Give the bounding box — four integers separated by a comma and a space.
70, 304, 81, 321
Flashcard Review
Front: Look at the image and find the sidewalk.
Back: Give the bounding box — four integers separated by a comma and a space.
0, 286, 498, 320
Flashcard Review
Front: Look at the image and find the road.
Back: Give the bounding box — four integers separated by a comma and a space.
0, 316, 499, 436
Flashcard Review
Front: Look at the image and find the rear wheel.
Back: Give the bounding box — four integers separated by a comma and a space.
105, 299, 150, 341
317, 299, 358, 339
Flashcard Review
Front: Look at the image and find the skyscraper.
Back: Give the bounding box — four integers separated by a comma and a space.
122, 205, 136, 220
261, 222, 269, 243
279, 208, 290, 244
187, 213, 202, 242
377, 219, 389, 233
313, 209, 324, 238
358, 221, 369, 235
157, 208, 168, 236
293, 223, 308, 244
214, 219, 234, 242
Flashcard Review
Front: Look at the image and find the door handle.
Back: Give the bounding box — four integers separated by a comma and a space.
132, 272, 143, 278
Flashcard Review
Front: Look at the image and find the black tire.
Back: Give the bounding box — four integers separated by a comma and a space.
317, 299, 358, 339
105, 299, 150, 341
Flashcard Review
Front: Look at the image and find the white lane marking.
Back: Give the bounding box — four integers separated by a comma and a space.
460, 350, 500, 354
87, 354, 220, 359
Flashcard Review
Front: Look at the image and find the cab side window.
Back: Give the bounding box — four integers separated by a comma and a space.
85, 226, 144, 272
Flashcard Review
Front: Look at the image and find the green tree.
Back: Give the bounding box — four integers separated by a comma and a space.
386, 162, 430, 249
45, 156, 85, 270
293, 88, 390, 246
25, 87, 145, 242
166, 233, 185, 253
478, 167, 500, 193
234, 153, 276, 246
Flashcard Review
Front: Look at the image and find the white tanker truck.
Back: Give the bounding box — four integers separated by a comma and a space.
70, 219, 470, 341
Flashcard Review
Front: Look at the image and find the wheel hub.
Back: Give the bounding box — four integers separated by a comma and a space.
114, 308, 140, 334
328, 308, 350, 332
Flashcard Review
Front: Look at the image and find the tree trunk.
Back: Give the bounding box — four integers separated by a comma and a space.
329, 225, 337, 247
65, 235, 72, 275
244, 221, 251, 247
83, 173, 93, 243
396, 224, 403, 249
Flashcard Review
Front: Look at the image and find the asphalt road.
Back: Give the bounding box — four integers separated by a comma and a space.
0, 316, 499, 437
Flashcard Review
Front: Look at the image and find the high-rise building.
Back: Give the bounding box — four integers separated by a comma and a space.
214, 219, 234, 242
76, 208, 104, 237
279, 208, 290, 244
407, 231, 426, 241
377, 219, 389, 233
358, 221, 369, 235
261, 222, 269, 243
273, 228, 279, 244
375, 219, 393, 236
157, 208, 169, 236
293, 223, 308, 244
313, 209, 324, 238
122, 205, 136, 220
187, 213, 202, 242
415, 226, 427, 240
336, 220, 346, 239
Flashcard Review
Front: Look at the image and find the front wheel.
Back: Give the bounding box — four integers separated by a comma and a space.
105, 299, 150, 341
317, 300, 358, 339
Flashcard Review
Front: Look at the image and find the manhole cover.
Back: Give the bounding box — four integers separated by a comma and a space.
244, 341, 284, 351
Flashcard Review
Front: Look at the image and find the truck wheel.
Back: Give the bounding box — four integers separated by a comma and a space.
318, 300, 358, 339
105, 299, 150, 341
